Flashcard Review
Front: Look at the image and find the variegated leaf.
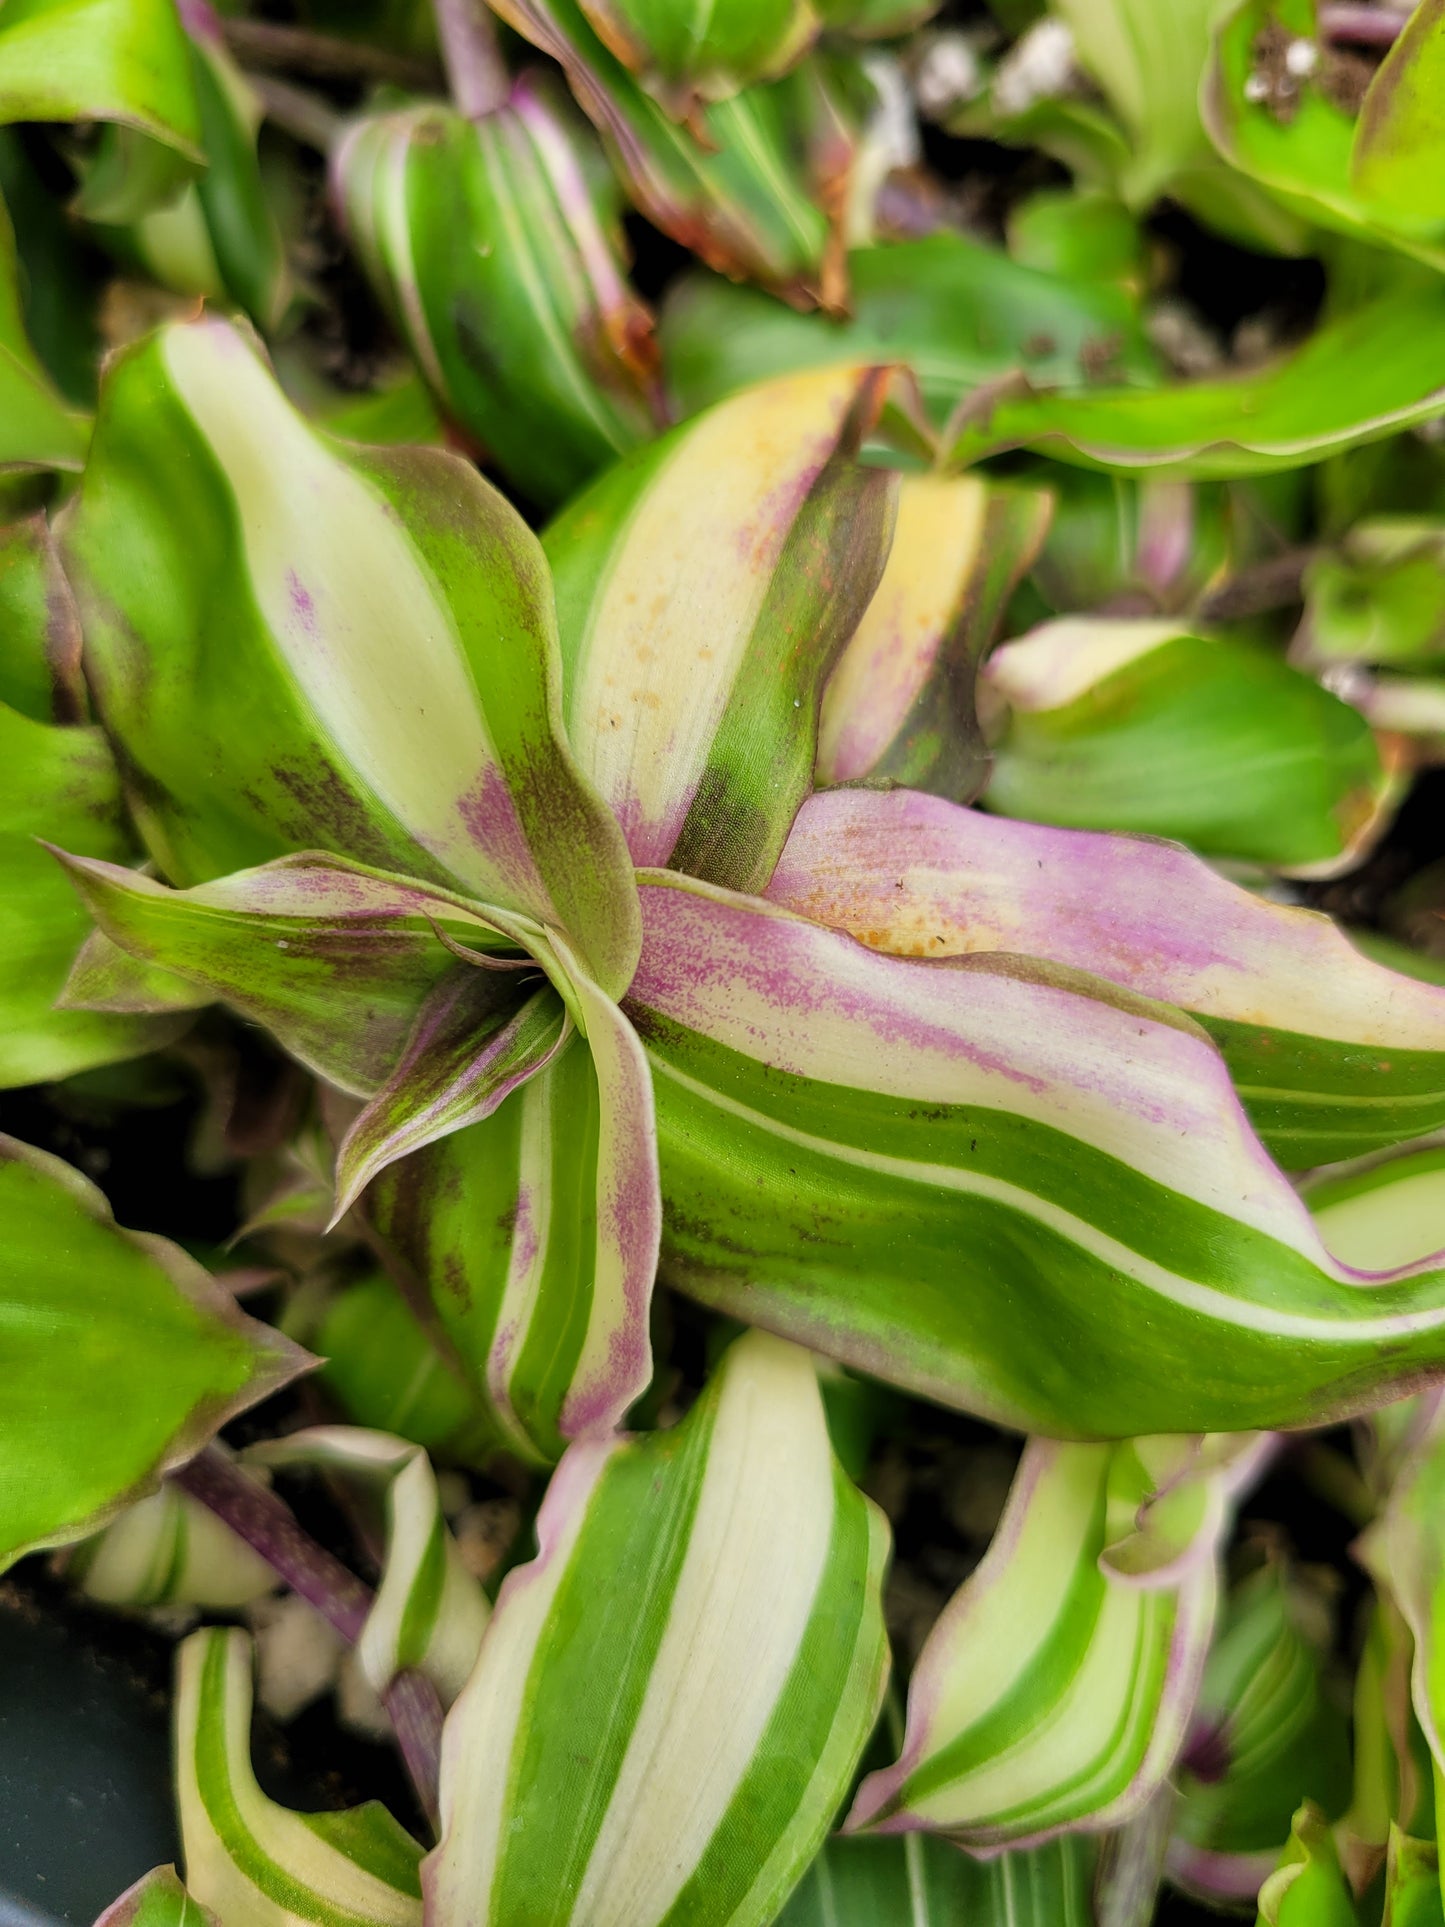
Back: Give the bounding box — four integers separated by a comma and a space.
980, 616, 1389, 876
576, 0, 816, 115
848, 1435, 1261, 1847
1307, 1145, 1445, 1274
67, 1475, 279, 1610
365, 971, 660, 1462
1168, 1561, 1352, 1908
485, 0, 833, 302
249, 1428, 489, 1705
1255, 1804, 1359, 1927
544, 362, 897, 891
95, 1866, 217, 1927
816, 473, 1051, 796
335, 81, 662, 509
766, 788, 1445, 1167
426, 1328, 891, 1927
176, 1626, 424, 1927
61, 313, 639, 997
630, 870, 1445, 1436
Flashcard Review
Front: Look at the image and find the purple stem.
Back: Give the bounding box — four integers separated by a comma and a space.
434, 0, 510, 119
172, 1446, 445, 1832
1319, 4, 1408, 46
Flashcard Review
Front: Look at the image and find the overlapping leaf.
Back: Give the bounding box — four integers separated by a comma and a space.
848, 1434, 1263, 1847
0, 1136, 306, 1570
61, 314, 639, 995
768, 789, 1445, 1166
96, 1867, 217, 1927
68, 1476, 279, 1610
426, 1329, 891, 1927
630, 870, 1445, 1436
176, 1626, 425, 1927
0, 0, 202, 163
544, 360, 897, 890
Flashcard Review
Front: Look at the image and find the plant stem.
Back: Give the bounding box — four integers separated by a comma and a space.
249, 75, 345, 154
219, 18, 443, 90
1195, 545, 1319, 624
1318, 4, 1408, 47
172, 1445, 445, 1832
434, 0, 510, 118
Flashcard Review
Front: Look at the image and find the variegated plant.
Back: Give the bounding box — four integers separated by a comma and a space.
12, 2, 1445, 1922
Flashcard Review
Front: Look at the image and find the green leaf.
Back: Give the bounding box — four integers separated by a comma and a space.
176, 1626, 425, 1926
777, 1830, 1098, 1925
427, 1329, 891, 1927
1381, 1827, 1445, 1926
249, 1427, 490, 1704
947, 290, 1445, 477
1027, 469, 1231, 616
630, 870, 1445, 1436
849, 1434, 1260, 1845
314, 1273, 499, 1465
1352, 0, 1445, 223
0, 703, 196, 1087
769, 789, 1445, 1169
0, 512, 86, 721
336, 82, 663, 509
0, 190, 89, 472
980, 617, 1387, 874
660, 234, 1157, 425
816, 472, 1051, 795
0, 1136, 306, 1570
1308, 1144, 1445, 1273
486, 0, 832, 302
61, 315, 640, 998
0, 0, 202, 161
1256, 1804, 1359, 1925
575, 0, 816, 115
1169, 1561, 1352, 1907
1051, 0, 1217, 206
96, 1867, 217, 1927
1304, 520, 1445, 670
544, 362, 897, 892
1203, 0, 1445, 268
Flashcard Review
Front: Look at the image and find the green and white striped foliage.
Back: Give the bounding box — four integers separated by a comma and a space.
630, 870, 1445, 1437
248, 1427, 489, 1705
60, 314, 639, 995
768, 788, 1445, 1168
846, 1433, 1268, 1848
777, 1830, 1099, 1926
544, 360, 897, 893
176, 1627, 424, 1927
335, 78, 663, 508
67, 1475, 278, 1611
425, 1329, 891, 1927
1168, 1561, 1352, 1908
96, 1866, 216, 1927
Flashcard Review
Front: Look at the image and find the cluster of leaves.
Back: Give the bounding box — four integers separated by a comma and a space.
7, 0, 1445, 1922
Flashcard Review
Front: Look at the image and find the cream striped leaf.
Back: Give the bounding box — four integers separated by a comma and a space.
96, 1867, 216, 1927
815, 473, 1050, 796
544, 362, 897, 892
176, 1627, 424, 1927
59, 849, 662, 1459
60, 313, 639, 998
631, 871, 1445, 1437
767, 788, 1445, 1167
425, 1328, 891, 1927
249, 1428, 489, 1705
848, 1434, 1261, 1848
67, 1477, 278, 1611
